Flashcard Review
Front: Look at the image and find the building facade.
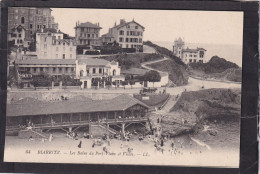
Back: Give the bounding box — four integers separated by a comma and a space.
8, 25, 26, 47
76, 58, 124, 89
74, 21, 102, 46
36, 31, 76, 59
108, 19, 144, 51
8, 7, 58, 40
173, 38, 207, 64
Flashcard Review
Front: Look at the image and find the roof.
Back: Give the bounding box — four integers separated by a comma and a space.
15, 59, 76, 65
75, 22, 102, 29
121, 68, 149, 75
101, 33, 114, 38
112, 20, 145, 30
78, 58, 110, 66
11, 25, 26, 32
6, 94, 150, 117
182, 47, 207, 53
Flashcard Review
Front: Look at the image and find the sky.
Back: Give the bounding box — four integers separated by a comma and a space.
51, 8, 243, 46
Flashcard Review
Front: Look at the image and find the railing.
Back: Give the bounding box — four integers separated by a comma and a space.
6, 117, 148, 130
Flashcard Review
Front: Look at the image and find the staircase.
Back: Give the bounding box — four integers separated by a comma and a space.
89, 123, 120, 137
160, 95, 178, 113
98, 123, 120, 134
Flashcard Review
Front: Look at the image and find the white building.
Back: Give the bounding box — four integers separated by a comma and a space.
76, 58, 124, 89
108, 19, 144, 51
36, 31, 76, 59
173, 38, 207, 64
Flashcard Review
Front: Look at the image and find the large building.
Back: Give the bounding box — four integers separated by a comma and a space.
15, 58, 124, 89
105, 19, 145, 51
8, 25, 26, 47
8, 7, 58, 40
76, 58, 124, 89
74, 21, 102, 46
36, 30, 76, 59
173, 38, 207, 64
6, 94, 150, 138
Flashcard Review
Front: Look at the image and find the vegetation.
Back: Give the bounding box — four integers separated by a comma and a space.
189, 56, 239, 74
147, 59, 189, 86
144, 41, 185, 66
100, 53, 163, 70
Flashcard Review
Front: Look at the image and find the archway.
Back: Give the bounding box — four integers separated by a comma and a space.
112, 69, 116, 76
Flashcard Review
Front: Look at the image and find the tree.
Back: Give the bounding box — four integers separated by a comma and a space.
129, 80, 135, 89
106, 80, 111, 89
112, 81, 117, 89
142, 70, 161, 87
121, 81, 127, 89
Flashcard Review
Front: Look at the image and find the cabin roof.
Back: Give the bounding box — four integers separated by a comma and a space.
6, 94, 150, 117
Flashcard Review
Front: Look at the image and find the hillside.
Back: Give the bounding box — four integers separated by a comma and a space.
98, 53, 163, 70
147, 59, 189, 86
160, 88, 241, 149
189, 56, 239, 74
189, 56, 241, 82
144, 41, 189, 86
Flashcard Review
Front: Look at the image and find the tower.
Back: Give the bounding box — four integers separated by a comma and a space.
173, 37, 185, 59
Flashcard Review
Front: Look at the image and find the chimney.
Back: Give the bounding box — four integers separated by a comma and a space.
120, 19, 126, 25
97, 22, 99, 27
114, 22, 116, 27
109, 28, 111, 34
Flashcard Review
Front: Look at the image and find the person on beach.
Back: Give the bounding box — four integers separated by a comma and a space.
49, 134, 53, 142
78, 141, 82, 148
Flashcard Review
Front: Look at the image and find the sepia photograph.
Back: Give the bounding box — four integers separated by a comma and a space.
4, 8, 243, 167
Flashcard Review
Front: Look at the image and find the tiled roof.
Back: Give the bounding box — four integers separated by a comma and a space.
182, 47, 206, 53
101, 33, 114, 38
6, 94, 150, 117
15, 59, 76, 65
112, 20, 145, 30
75, 22, 102, 29
121, 68, 149, 75
78, 58, 110, 66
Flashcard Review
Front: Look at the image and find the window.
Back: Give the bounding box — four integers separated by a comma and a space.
87, 68, 89, 74
56, 54, 58, 58
135, 26, 138, 29
65, 67, 68, 73
119, 30, 124, 35
70, 54, 72, 58
126, 44, 128, 48
63, 43, 65, 46
88, 34, 90, 38
194, 59, 196, 63
71, 68, 74, 72
37, 25, 40, 29
140, 32, 143, 36
34, 68, 37, 72
199, 60, 203, 63
63, 47, 65, 51
139, 38, 142, 43
179, 51, 180, 54
81, 28, 84, 32
127, 25, 130, 28
53, 68, 56, 72
92, 34, 94, 38
40, 67, 43, 72
93, 68, 96, 74
126, 38, 129, 42
99, 68, 102, 74
43, 25, 46, 29
59, 68, 62, 73
58, 36, 61, 40
62, 54, 65, 59
189, 59, 192, 63
18, 34, 21, 38
194, 55, 197, 57
119, 37, 124, 42
96, 34, 98, 38
127, 31, 129, 36
189, 55, 192, 57
30, 24, 33, 29
36, 9, 38, 14
21, 17, 25, 24
199, 51, 204, 58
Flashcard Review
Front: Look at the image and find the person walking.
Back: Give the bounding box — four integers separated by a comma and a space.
78, 141, 82, 148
